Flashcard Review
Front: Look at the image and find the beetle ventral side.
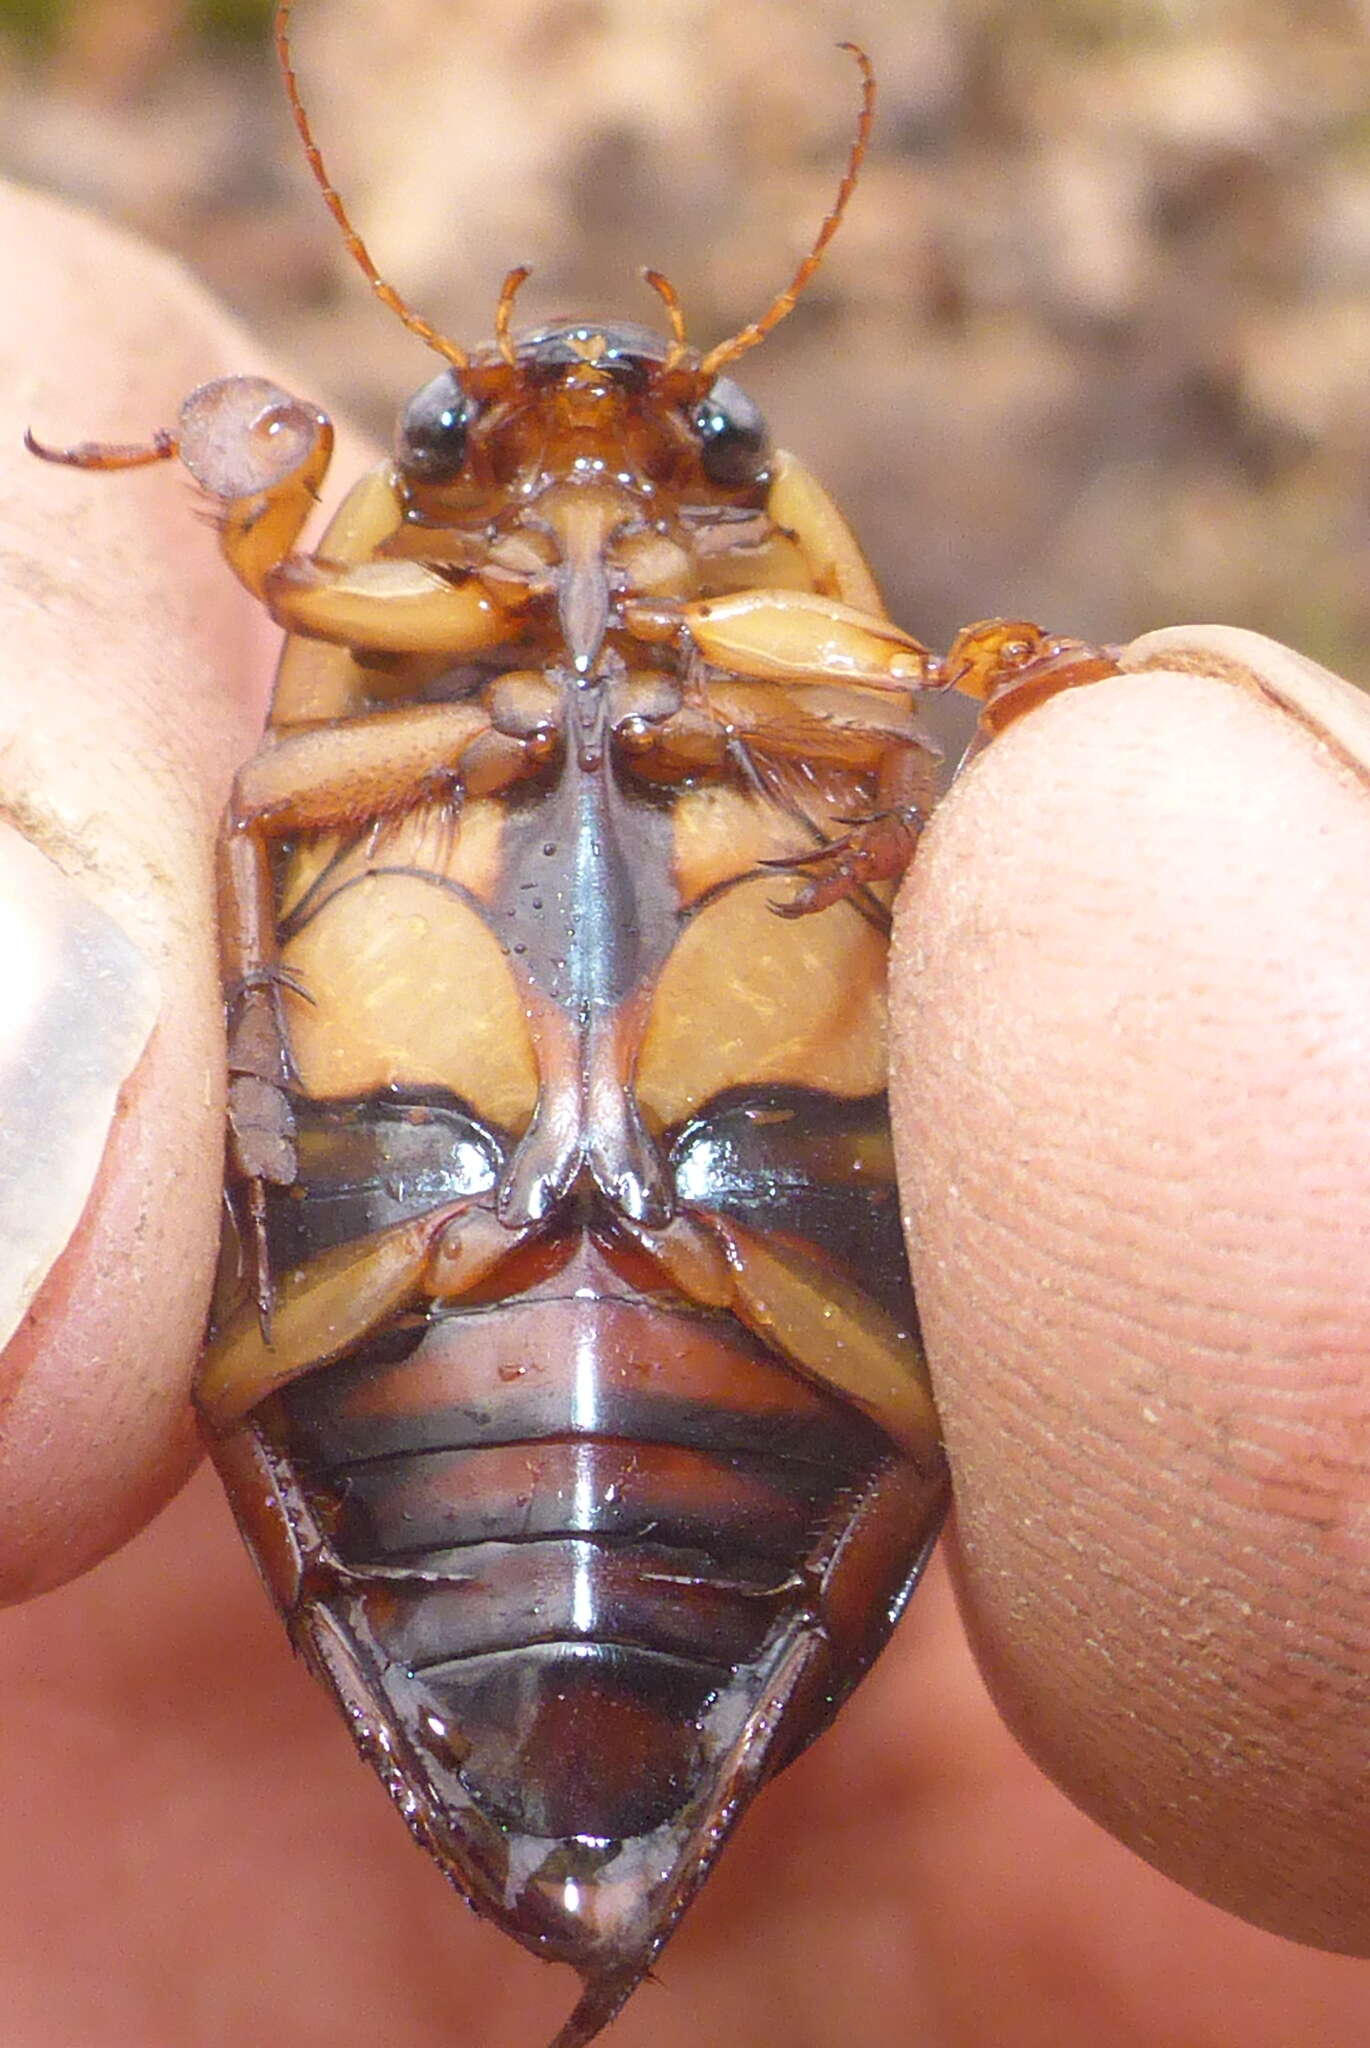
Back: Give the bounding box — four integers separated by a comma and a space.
189, 280, 952, 2033
192, 302, 954, 2037
24, 2, 1127, 2041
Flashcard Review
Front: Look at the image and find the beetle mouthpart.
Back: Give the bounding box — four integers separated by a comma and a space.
640, 268, 689, 368
495, 265, 534, 367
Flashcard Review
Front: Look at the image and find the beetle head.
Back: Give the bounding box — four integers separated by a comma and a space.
392, 317, 773, 508
273, 2, 874, 449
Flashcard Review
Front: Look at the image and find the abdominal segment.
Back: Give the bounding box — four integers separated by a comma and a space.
213, 1214, 946, 1982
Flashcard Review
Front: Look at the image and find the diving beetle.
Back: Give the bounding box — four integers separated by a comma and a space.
27, 5, 1124, 2041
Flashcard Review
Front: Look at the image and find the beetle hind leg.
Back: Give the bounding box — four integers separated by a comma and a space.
224, 989, 302, 1332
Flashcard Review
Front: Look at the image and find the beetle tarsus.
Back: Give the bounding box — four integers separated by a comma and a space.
23, 425, 179, 471
764, 804, 924, 915
938, 617, 1126, 755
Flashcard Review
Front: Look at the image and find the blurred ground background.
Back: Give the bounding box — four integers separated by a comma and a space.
1, 0, 1368, 675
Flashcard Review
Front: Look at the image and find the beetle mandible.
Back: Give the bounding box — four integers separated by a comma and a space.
26, 4, 1124, 2042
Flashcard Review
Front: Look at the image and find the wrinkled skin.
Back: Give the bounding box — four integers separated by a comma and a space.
0, 180, 1366, 2047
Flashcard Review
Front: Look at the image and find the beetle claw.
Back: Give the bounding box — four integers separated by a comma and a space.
761, 806, 925, 913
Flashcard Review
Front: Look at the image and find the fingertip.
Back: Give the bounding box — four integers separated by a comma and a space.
0, 181, 369, 1592
890, 636, 1370, 1953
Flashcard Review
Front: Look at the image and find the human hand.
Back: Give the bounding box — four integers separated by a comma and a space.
0, 179, 1365, 2048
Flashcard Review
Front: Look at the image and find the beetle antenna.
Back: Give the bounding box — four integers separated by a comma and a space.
697, 42, 875, 381
494, 265, 533, 366
641, 268, 689, 367
274, 1, 469, 371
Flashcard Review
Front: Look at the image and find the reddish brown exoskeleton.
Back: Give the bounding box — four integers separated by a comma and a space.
27, 6, 1124, 2043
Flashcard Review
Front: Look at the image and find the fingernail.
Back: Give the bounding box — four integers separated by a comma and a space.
0, 824, 159, 1354
1124, 625, 1370, 786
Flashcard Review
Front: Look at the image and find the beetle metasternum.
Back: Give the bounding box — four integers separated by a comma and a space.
25, 5, 1129, 2043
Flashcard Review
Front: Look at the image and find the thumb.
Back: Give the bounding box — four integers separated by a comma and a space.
0, 179, 302, 1598
891, 624, 1370, 1955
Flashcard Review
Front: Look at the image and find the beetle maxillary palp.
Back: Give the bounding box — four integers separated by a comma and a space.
641, 269, 689, 370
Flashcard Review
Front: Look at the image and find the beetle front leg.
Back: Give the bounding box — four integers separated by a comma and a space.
625, 587, 933, 694
33, 375, 343, 600
180, 380, 519, 652
32, 374, 523, 659
263, 554, 516, 653
940, 617, 1125, 759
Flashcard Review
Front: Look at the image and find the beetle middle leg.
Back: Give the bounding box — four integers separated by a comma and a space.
220, 700, 551, 1321
623, 668, 940, 912
745, 717, 936, 915
618, 579, 941, 897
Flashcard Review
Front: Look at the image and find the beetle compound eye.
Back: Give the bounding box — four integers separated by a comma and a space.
396, 370, 477, 482
693, 376, 770, 487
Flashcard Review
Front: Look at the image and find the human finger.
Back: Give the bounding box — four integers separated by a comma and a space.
890, 623, 1370, 1953
0, 178, 365, 1599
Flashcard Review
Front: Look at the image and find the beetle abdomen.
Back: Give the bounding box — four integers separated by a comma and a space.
265, 1230, 901, 1870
